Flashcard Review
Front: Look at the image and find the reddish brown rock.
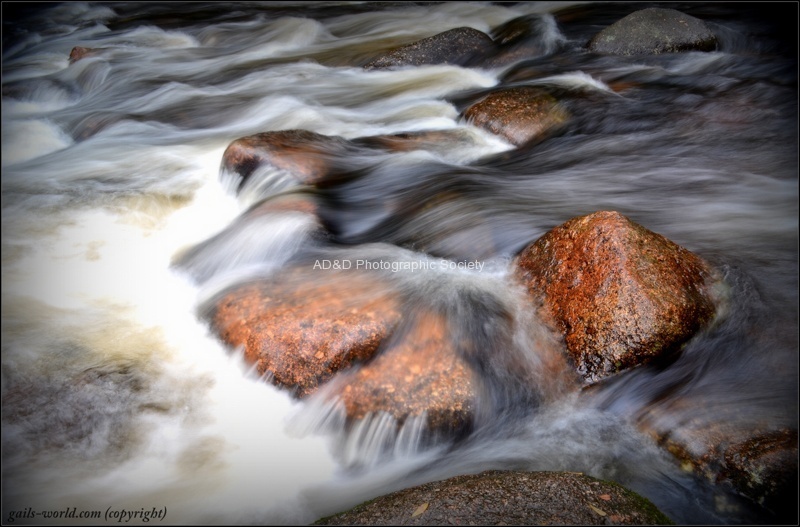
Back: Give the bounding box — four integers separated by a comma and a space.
220, 129, 356, 188
325, 312, 477, 434
353, 129, 478, 154
69, 46, 97, 63
363, 27, 495, 70
637, 401, 798, 520
587, 8, 717, 55
513, 211, 720, 384
210, 269, 402, 397
722, 428, 798, 515
462, 86, 568, 147
655, 425, 797, 519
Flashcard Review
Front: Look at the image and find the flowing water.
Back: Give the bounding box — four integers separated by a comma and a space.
2, 2, 797, 525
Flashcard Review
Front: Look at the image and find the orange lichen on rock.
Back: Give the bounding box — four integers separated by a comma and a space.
211, 269, 402, 397
328, 312, 477, 434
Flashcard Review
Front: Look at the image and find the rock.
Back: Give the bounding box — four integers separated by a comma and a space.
483, 15, 563, 68
639, 406, 798, 521
462, 86, 568, 147
323, 312, 476, 435
209, 268, 402, 397
314, 470, 673, 525
513, 211, 720, 384
352, 129, 478, 155
363, 27, 495, 70
171, 193, 322, 283
587, 8, 717, 55
69, 46, 97, 63
722, 429, 798, 518
220, 130, 359, 190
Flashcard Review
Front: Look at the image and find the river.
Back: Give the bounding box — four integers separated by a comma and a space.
2, 2, 797, 525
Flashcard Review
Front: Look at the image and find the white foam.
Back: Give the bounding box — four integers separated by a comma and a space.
1, 119, 74, 167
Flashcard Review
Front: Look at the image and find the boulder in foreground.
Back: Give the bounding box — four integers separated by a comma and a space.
324, 312, 477, 436
210, 268, 402, 397
314, 470, 673, 525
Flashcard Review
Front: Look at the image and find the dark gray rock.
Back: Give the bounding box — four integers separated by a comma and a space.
588, 8, 717, 55
314, 470, 674, 525
363, 27, 495, 70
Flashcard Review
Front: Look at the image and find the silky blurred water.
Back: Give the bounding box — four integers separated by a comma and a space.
2, 2, 797, 525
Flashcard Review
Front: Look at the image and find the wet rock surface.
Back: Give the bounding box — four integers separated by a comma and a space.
483, 14, 563, 68
324, 312, 477, 434
514, 211, 719, 384
462, 86, 568, 147
721, 429, 799, 519
209, 268, 402, 397
363, 27, 495, 70
220, 130, 360, 189
314, 470, 673, 525
352, 129, 479, 155
588, 7, 717, 55
68, 46, 98, 63
638, 403, 798, 522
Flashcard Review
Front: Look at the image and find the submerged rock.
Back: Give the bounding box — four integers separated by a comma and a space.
462, 86, 568, 147
314, 470, 673, 525
483, 14, 564, 68
514, 211, 720, 384
640, 407, 798, 522
722, 429, 798, 518
363, 27, 495, 70
352, 129, 479, 155
587, 8, 717, 55
171, 193, 322, 283
209, 268, 402, 397
324, 312, 476, 436
69, 46, 98, 63
220, 129, 359, 190
221, 128, 482, 192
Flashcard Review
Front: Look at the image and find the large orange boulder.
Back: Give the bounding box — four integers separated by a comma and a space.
462, 86, 568, 147
514, 211, 720, 384
209, 268, 402, 397
323, 312, 477, 435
